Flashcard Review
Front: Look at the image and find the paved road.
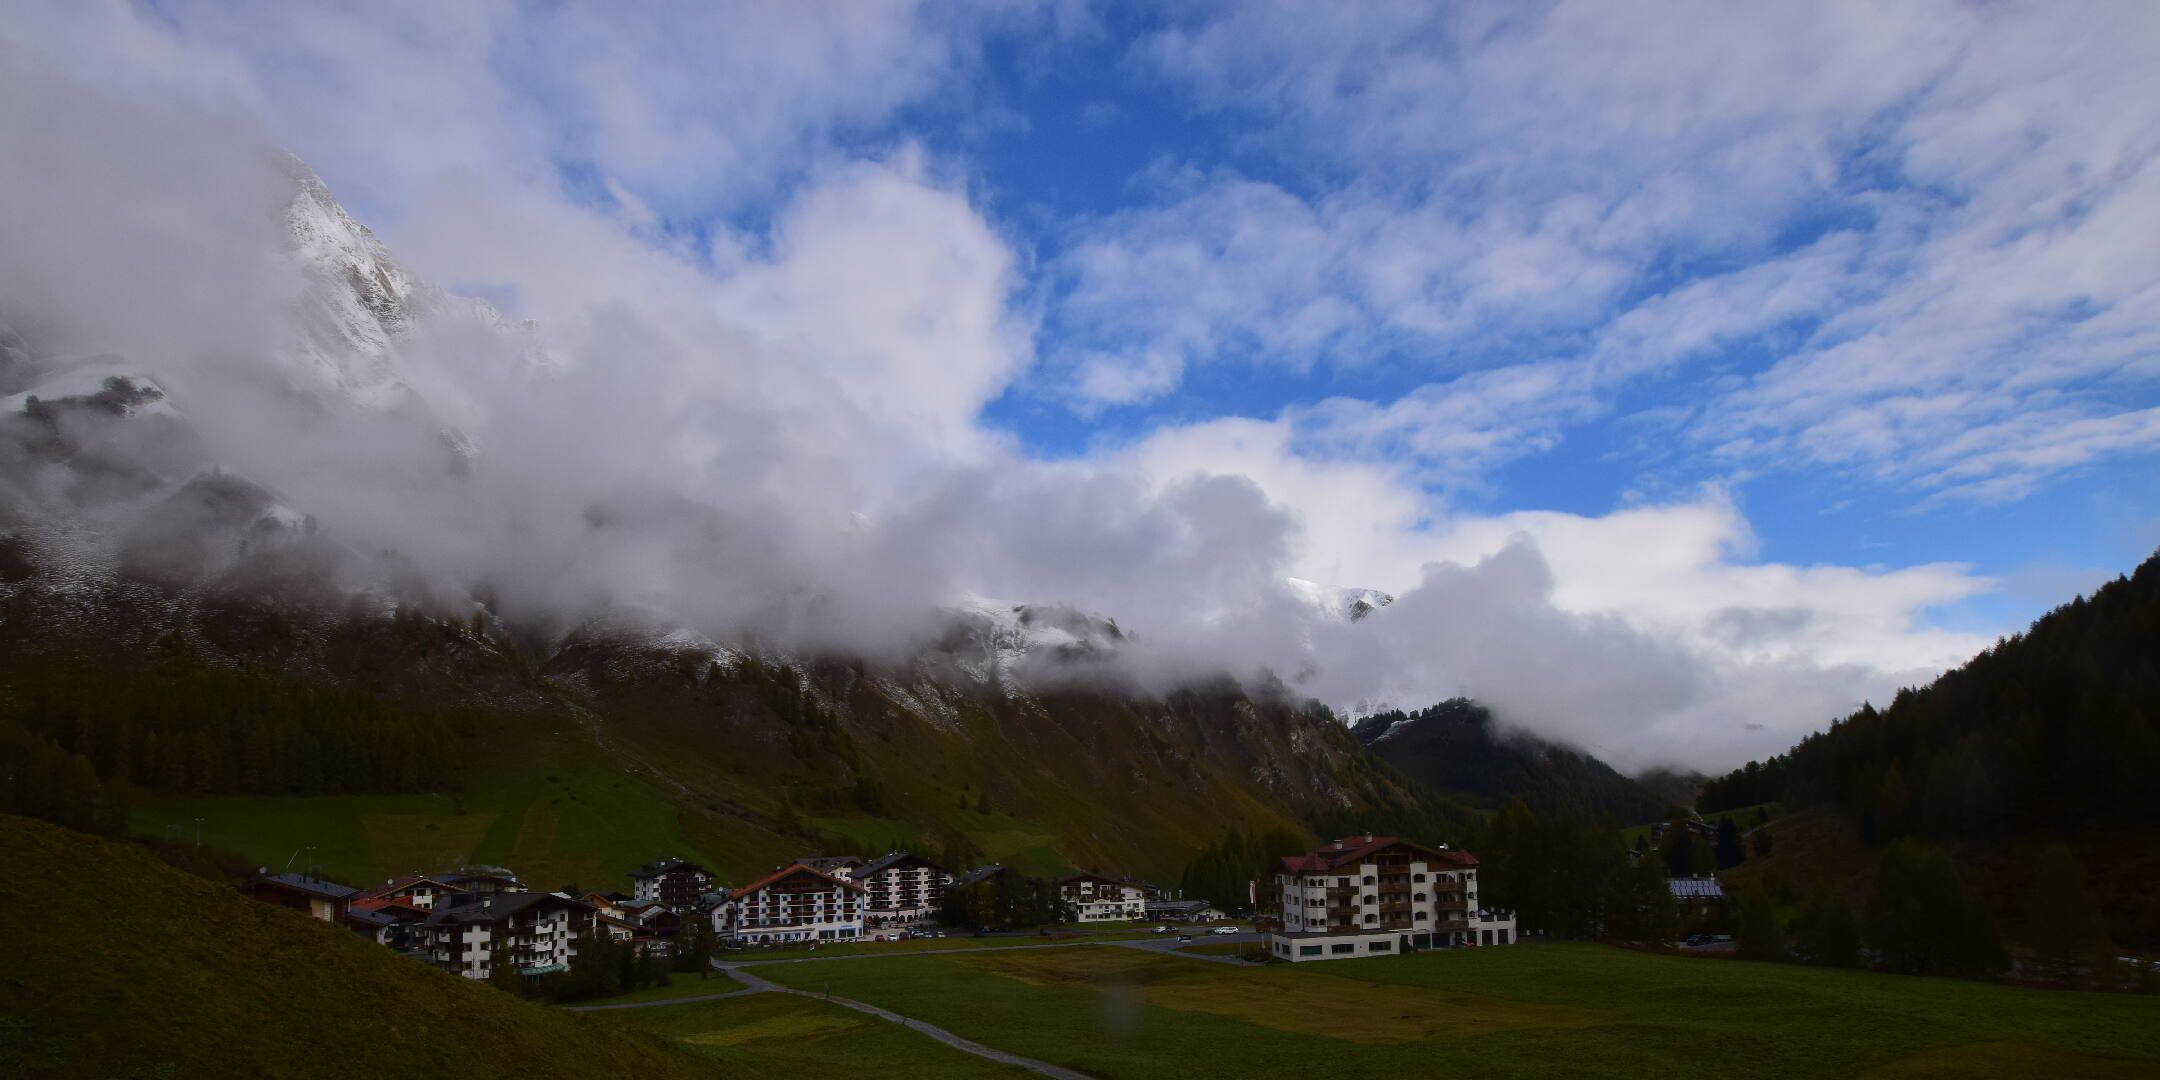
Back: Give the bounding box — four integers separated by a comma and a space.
1108, 930, 1265, 965
718, 964, 1092, 1080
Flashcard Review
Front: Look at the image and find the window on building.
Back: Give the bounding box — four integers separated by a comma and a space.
1371, 941, 1391, 952
1301, 945, 1322, 957
1331, 943, 1355, 954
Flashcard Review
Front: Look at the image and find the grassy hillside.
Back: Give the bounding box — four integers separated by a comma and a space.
1, 573, 1417, 892
0, 814, 700, 1079
749, 941, 2160, 1079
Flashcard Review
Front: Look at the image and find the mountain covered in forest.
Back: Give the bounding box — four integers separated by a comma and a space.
1702, 547, 2160, 946
1351, 699, 1673, 825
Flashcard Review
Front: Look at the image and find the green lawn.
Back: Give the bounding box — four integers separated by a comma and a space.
742, 941, 2160, 1079
601, 992, 1027, 1076
130, 760, 722, 892
570, 972, 748, 1006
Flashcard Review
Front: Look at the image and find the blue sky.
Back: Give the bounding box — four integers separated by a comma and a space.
15, 1, 2160, 765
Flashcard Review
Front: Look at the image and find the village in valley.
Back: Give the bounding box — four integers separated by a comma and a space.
247, 833, 1534, 990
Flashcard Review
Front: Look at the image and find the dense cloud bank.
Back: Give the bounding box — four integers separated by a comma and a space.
0, 17, 2007, 772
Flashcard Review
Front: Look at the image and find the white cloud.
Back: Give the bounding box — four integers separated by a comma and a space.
1050, 0, 2160, 506
0, 1, 2074, 773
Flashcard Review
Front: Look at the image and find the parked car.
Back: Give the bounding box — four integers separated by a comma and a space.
1683, 933, 1713, 947
1210, 926, 1239, 936
1153, 925, 1176, 934
1176, 934, 1193, 943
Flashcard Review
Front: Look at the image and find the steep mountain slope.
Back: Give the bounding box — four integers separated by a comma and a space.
0, 556, 1412, 888
0, 814, 699, 1079
1352, 699, 1672, 824
1701, 547, 2160, 946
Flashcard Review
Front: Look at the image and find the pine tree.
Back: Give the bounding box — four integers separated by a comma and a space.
1864, 840, 2007, 978
1713, 817, 1744, 869
1735, 892, 1785, 962
1790, 886, 1860, 967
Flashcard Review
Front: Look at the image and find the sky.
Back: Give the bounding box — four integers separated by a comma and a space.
3, 1, 2158, 771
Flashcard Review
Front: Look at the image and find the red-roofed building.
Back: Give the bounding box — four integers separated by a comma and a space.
1266, 835, 1515, 962
715, 863, 865, 946
357, 874, 467, 911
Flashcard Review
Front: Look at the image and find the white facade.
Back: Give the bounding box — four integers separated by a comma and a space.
421, 896, 592, 979
721, 865, 866, 946
1267, 837, 1515, 963
858, 854, 954, 927
1060, 875, 1147, 922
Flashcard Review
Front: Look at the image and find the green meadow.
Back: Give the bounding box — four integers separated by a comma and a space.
130, 759, 723, 891
726, 941, 2160, 1079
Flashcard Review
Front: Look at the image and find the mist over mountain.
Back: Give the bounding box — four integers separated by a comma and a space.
1352, 699, 1672, 825
0, 29, 2038, 773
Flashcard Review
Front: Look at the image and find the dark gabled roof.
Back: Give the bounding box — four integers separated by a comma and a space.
858, 851, 949, 879
1057, 872, 1131, 889
957, 863, 1006, 887
798, 855, 864, 871
1276, 836, 1477, 876
358, 874, 465, 901
345, 907, 400, 929
1145, 899, 1217, 914
731, 861, 866, 899
257, 872, 358, 901
421, 891, 593, 927
632, 858, 710, 879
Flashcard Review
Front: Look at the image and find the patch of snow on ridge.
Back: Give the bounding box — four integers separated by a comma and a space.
1, 364, 177, 420
1284, 577, 1395, 623
281, 163, 555, 438
947, 594, 1126, 686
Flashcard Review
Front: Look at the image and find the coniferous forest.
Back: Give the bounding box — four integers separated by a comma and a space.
0, 648, 465, 836
1700, 548, 2160, 842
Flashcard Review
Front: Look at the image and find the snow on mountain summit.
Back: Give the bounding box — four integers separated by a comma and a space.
1284, 577, 1394, 623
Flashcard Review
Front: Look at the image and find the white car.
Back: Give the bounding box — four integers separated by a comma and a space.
1210, 926, 1240, 935
1152, 925, 1176, 934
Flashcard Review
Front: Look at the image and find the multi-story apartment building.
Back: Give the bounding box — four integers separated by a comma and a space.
630, 858, 714, 909
716, 863, 866, 946
1058, 873, 1148, 922
857, 852, 954, 927
417, 892, 597, 980
1266, 835, 1516, 962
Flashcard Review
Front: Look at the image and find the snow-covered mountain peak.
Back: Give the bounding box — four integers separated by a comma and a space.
1285, 577, 1395, 623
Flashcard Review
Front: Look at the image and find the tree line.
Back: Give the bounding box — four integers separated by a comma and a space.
0, 650, 471, 837
1700, 550, 2160, 844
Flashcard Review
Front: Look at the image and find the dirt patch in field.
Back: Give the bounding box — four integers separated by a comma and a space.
1862, 1041, 2160, 1079
958, 946, 1194, 988
1146, 968, 1604, 1045
959, 946, 1603, 1045
680, 1011, 864, 1046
